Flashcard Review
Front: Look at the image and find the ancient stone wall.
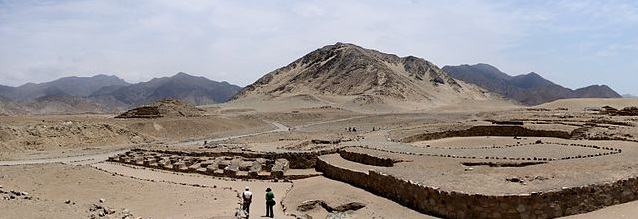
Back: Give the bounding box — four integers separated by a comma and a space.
401, 125, 571, 143
316, 156, 638, 219
339, 149, 398, 167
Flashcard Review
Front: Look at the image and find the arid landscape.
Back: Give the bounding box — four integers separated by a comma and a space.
1, 40, 637, 219
5, 0, 638, 218
2, 96, 638, 219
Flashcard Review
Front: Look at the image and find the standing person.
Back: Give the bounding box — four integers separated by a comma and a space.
265, 188, 275, 218
242, 187, 253, 216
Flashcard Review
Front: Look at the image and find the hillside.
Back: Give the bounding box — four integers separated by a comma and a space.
442, 64, 621, 105
0, 96, 27, 115
231, 43, 505, 112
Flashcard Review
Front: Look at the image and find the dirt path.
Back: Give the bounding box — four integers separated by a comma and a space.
561, 201, 638, 218
91, 162, 295, 219
173, 121, 290, 147
0, 149, 129, 166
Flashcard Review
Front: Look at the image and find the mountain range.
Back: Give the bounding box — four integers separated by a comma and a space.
0, 73, 241, 115
0, 43, 624, 115
442, 64, 621, 105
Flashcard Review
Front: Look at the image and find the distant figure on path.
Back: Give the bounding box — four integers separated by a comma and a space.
265, 188, 275, 218
242, 187, 253, 216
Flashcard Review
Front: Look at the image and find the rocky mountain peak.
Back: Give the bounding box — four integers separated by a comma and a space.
233, 43, 487, 105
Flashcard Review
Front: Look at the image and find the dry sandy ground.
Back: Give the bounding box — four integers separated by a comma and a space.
92, 162, 294, 219
0, 163, 238, 219
538, 98, 638, 111
284, 176, 429, 219
563, 201, 638, 218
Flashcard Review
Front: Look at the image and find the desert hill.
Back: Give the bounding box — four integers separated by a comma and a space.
231, 43, 504, 112
442, 63, 621, 105
0, 96, 27, 115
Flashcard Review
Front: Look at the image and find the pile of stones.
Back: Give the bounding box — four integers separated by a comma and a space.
86, 199, 137, 219
0, 185, 32, 201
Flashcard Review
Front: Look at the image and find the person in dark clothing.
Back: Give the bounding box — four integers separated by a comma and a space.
265, 188, 275, 218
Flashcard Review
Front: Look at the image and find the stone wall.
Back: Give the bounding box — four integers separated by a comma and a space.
339, 149, 399, 167
401, 125, 572, 143
316, 156, 638, 219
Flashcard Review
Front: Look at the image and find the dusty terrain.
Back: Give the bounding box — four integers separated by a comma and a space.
1, 98, 638, 218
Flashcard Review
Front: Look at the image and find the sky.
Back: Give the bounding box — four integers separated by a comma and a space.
0, 0, 637, 95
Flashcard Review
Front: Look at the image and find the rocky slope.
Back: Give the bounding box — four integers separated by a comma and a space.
442, 64, 621, 105
232, 43, 498, 111
0, 96, 27, 115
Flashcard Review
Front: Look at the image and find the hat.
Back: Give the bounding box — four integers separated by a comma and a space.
245, 187, 250, 191
265, 188, 272, 192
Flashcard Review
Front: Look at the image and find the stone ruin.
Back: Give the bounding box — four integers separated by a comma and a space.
601, 106, 638, 116
115, 99, 203, 119
106, 142, 635, 219
316, 148, 638, 219
109, 150, 314, 180
0, 186, 32, 201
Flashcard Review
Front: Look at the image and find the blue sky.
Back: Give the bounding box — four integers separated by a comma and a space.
0, 0, 637, 95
